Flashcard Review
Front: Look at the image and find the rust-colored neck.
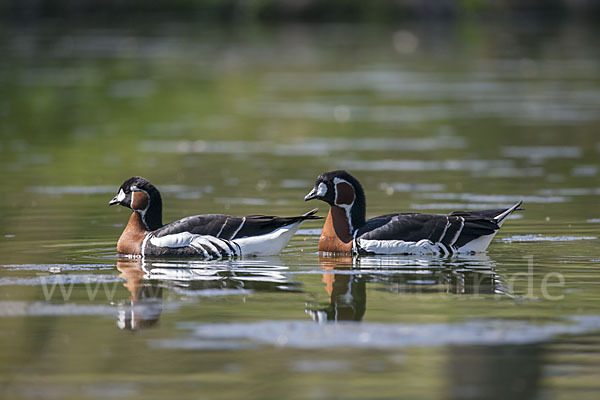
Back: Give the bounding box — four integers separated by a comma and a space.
117, 212, 149, 255
318, 207, 353, 254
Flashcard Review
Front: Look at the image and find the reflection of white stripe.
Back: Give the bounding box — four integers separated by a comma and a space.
230, 217, 246, 240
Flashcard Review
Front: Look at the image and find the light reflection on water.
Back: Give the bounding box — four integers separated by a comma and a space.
242, 100, 599, 124
139, 134, 466, 155
152, 316, 600, 350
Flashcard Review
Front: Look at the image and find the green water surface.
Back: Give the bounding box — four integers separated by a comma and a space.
1, 20, 599, 399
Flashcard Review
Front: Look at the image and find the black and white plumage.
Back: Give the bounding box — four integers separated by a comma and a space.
304, 170, 522, 255
109, 176, 321, 258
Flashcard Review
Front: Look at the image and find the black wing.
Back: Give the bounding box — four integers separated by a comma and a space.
357, 212, 499, 248
153, 209, 321, 240
446, 210, 502, 248
358, 213, 449, 242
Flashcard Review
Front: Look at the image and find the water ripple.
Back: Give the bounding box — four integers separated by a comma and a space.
0, 301, 117, 317
151, 316, 600, 350
501, 146, 582, 159
502, 234, 597, 242
139, 135, 465, 156
417, 193, 566, 203
338, 159, 512, 172
0, 264, 113, 272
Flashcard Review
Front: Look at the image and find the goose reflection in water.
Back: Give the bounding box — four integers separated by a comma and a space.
116, 259, 163, 330
115, 257, 301, 330
141, 257, 301, 293
359, 253, 513, 297
116, 253, 513, 329
307, 253, 513, 322
306, 255, 366, 322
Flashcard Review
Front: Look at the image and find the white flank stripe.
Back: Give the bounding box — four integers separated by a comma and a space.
215, 218, 227, 238
150, 232, 196, 248
192, 237, 220, 258
192, 241, 210, 258
449, 217, 465, 247
209, 237, 233, 257
230, 217, 246, 240
146, 218, 306, 258
357, 238, 443, 255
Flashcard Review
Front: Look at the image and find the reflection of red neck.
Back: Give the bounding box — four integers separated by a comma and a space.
117, 260, 145, 303
117, 212, 149, 255
319, 255, 353, 298
318, 207, 353, 253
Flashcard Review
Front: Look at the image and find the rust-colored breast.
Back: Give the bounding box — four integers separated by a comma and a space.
318, 207, 353, 254
116, 212, 148, 255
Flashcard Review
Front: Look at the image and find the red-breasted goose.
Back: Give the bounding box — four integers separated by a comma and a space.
110, 176, 320, 258
304, 170, 521, 255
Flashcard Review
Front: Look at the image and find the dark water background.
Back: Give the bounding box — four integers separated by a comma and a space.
1, 18, 599, 399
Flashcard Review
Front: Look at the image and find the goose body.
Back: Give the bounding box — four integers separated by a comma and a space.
110, 176, 320, 258
304, 170, 521, 256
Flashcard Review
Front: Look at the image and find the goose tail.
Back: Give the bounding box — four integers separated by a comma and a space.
494, 201, 523, 226
299, 208, 323, 220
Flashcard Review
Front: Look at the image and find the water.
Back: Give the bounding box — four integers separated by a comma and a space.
1, 21, 600, 399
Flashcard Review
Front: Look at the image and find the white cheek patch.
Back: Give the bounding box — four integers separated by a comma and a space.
316, 182, 328, 197
116, 188, 126, 202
